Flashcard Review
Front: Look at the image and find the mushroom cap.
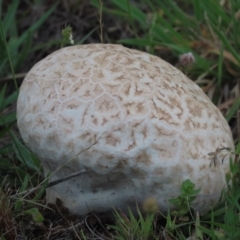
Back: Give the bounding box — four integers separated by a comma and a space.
17, 44, 234, 215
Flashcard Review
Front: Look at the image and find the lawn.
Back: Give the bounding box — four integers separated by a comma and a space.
0, 0, 240, 239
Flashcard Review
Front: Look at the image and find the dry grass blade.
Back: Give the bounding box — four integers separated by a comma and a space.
98, 0, 104, 43
84, 214, 112, 240
0, 72, 27, 82
218, 97, 238, 111
238, 110, 240, 140
0, 188, 16, 240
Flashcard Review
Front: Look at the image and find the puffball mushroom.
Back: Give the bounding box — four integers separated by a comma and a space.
17, 44, 234, 215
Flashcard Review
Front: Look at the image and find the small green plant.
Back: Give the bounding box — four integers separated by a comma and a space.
61, 25, 74, 48
169, 179, 201, 217
19, 207, 44, 223
162, 180, 202, 239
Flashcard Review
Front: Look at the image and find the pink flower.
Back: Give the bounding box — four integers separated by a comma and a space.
179, 52, 195, 66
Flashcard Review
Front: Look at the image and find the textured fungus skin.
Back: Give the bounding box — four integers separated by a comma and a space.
17, 44, 234, 215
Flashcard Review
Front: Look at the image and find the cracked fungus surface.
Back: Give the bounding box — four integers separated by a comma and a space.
17, 44, 234, 215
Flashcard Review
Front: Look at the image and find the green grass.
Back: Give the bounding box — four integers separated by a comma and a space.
0, 0, 240, 239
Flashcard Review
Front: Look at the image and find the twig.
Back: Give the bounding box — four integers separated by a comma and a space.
47, 169, 87, 188
21, 135, 102, 200
49, 221, 84, 234
71, 221, 82, 240
84, 215, 106, 240
10, 169, 87, 198
52, 198, 83, 239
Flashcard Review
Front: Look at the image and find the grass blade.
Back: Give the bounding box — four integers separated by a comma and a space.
226, 96, 240, 122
